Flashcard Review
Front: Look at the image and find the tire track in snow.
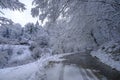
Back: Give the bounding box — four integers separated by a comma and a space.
86, 69, 99, 80
79, 68, 90, 80
63, 64, 99, 80
59, 64, 65, 80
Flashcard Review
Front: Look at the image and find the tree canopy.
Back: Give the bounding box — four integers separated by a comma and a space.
0, 0, 26, 11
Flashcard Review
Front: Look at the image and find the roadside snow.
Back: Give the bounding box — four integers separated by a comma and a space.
91, 50, 120, 71
0, 61, 38, 80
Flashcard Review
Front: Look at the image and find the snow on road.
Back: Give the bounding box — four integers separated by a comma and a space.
0, 53, 72, 80
47, 63, 100, 80
0, 52, 101, 80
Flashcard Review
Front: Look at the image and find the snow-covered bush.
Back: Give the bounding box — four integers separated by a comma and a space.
0, 45, 33, 68
31, 47, 52, 59
35, 36, 49, 48
99, 40, 120, 61
32, 47, 43, 59
0, 47, 13, 68
27, 23, 50, 59
0, 51, 8, 68
30, 35, 50, 59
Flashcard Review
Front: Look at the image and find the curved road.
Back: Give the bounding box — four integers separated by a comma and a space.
46, 63, 102, 80
0, 53, 107, 80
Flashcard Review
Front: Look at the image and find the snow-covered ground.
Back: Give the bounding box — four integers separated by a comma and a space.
0, 61, 38, 80
0, 53, 72, 80
0, 52, 105, 80
91, 50, 120, 71
91, 41, 120, 71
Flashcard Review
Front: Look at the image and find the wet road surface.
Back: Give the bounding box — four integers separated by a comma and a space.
46, 63, 106, 80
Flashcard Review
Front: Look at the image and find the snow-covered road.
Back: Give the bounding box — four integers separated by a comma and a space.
0, 53, 106, 80
0, 53, 70, 80
46, 63, 100, 80
0, 63, 100, 80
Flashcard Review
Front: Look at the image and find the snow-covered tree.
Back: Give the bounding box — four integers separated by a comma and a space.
0, 18, 24, 44
0, 0, 25, 11
31, 0, 120, 53
0, 0, 26, 44
0, 17, 13, 26
23, 22, 42, 40
31, 0, 73, 23
24, 23, 35, 35
22, 22, 51, 59
0, 0, 26, 33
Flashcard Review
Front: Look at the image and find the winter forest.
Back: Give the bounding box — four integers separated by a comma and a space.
0, 0, 120, 80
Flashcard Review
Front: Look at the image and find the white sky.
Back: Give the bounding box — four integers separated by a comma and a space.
0, 0, 39, 27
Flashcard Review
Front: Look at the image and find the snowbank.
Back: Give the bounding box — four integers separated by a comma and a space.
0, 61, 38, 80
91, 50, 120, 71
91, 40, 120, 71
